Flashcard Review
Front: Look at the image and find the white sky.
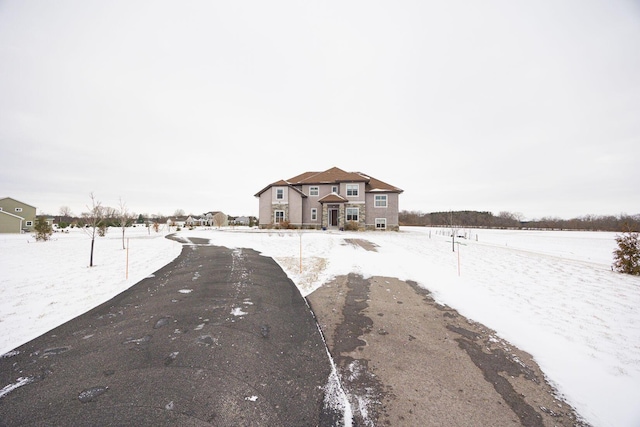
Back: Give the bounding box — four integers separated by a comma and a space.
1, 1, 639, 219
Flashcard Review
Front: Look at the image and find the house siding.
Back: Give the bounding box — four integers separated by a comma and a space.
365, 192, 400, 231
258, 191, 273, 227
0, 198, 36, 233
0, 212, 23, 233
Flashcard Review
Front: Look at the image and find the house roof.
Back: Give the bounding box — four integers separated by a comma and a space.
255, 167, 403, 196
0, 210, 25, 220
288, 167, 367, 185
318, 193, 348, 203
0, 197, 37, 209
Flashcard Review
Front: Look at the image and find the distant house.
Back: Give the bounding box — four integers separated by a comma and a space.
254, 167, 403, 231
183, 212, 228, 228
203, 211, 228, 227
233, 216, 250, 226
0, 197, 37, 233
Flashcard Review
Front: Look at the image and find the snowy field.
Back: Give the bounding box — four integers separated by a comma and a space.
1, 226, 639, 427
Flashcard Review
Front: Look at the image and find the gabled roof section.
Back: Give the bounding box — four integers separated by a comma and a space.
0, 197, 37, 209
363, 175, 404, 193
318, 192, 348, 203
254, 180, 308, 198
0, 210, 25, 220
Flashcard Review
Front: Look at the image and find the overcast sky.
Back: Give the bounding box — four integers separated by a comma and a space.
1, 1, 639, 220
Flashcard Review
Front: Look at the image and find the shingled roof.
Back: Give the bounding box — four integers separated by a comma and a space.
255, 167, 402, 197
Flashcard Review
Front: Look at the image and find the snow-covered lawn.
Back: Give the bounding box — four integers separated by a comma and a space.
1, 226, 638, 427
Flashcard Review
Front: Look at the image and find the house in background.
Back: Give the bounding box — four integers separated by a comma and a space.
0, 197, 37, 233
254, 167, 403, 231
183, 211, 228, 228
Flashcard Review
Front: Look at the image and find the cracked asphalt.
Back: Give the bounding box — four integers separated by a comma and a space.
0, 237, 333, 426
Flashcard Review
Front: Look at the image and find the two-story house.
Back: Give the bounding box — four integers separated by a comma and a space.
0, 197, 37, 233
254, 167, 403, 231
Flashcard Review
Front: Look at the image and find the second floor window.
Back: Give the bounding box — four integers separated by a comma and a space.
374, 195, 388, 207
15, 207, 23, 212
310, 186, 319, 196
346, 184, 358, 197
276, 188, 284, 200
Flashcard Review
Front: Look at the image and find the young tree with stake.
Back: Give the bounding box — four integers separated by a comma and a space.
81, 192, 105, 267
117, 198, 134, 250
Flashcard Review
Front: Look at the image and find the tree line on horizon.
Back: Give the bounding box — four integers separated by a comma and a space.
399, 210, 640, 232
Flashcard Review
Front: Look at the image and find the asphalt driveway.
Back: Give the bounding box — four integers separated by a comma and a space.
0, 236, 334, 426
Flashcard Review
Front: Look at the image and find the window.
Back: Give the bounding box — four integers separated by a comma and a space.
346, 184, 359, 197
346, 207, 359, 222
374, 195, 388, 207
375, 218, 387, 229
311, 208, 317, 221
15, 207, 23, 212
274, 211, 285, 223
25, 221, 33, 227
309, 186, 319, 196
332, 186, 339, 194
276, 188, 284, 200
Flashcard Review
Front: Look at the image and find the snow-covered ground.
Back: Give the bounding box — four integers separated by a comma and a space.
1, 226, 638, 427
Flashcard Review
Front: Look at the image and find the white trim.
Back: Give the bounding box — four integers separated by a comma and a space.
274, 210, 285, 223
309, 186, 319, 196
375, 218, 387, 229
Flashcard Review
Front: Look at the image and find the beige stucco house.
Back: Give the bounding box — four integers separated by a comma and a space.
254, 167, 403, 231
0, 197, 37, 233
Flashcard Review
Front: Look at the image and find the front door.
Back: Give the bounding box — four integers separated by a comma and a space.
329, 209, 338, 227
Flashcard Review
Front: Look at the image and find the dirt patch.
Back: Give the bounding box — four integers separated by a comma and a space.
343, 238, 379, 252
307, 275, 589, 426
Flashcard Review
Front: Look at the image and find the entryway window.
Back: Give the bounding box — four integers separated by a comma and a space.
346, 208, 359, 222
274, 211, 285, 223
311, 208, 317, 221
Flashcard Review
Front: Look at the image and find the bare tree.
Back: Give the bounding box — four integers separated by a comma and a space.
81, 192, 105, 267
59, 205, 73, 218
117, 198, 135, 250
213, 212, 227, 228
174, 209, 185, 217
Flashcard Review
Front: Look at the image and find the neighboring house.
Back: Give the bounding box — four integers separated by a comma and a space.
0, 197, 37, 233
184, 212, 228, 228
254, 167, 403, 231
203, 211, 228, 227
185, 216, 198, 227
233, 216, 250, 226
